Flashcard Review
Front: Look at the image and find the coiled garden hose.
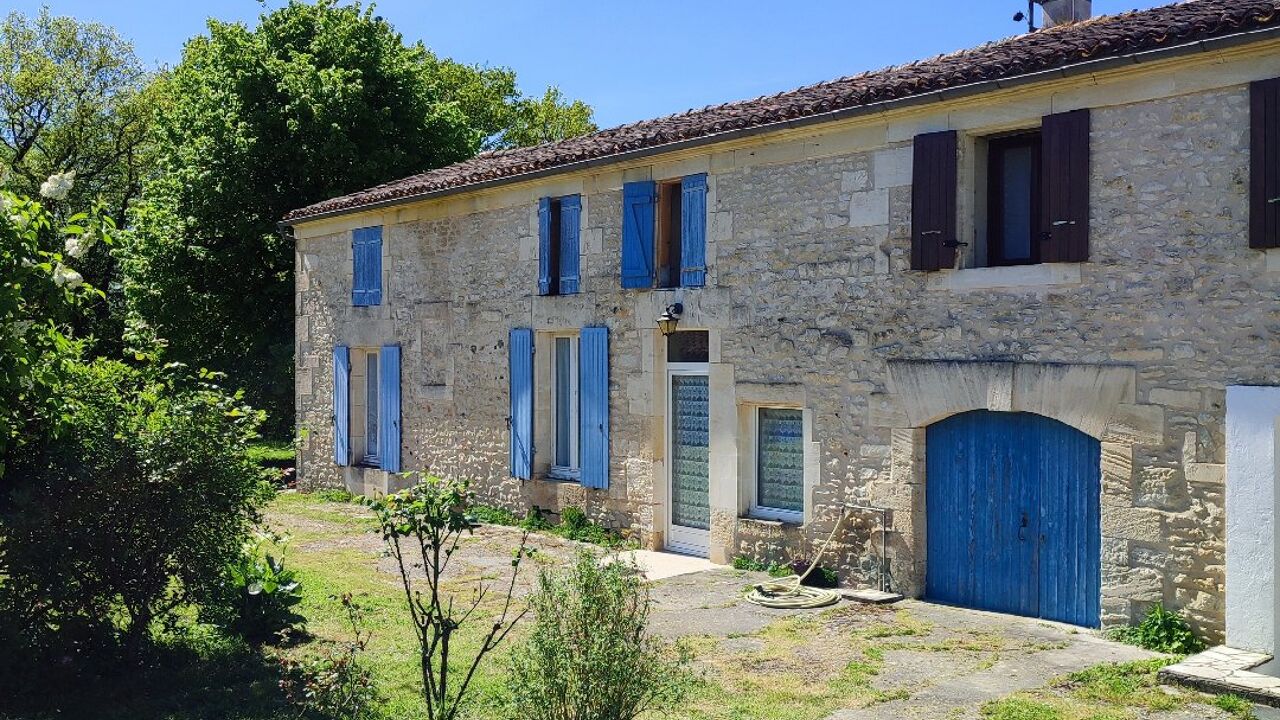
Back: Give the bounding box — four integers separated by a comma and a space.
743, 509, 850, 609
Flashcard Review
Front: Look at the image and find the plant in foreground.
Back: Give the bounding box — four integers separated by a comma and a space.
280, 593, 377, 720
367, 475, 531, 720
508, 551, 692, 720
1108, 603, 1205, 655
216, 529, 305, 644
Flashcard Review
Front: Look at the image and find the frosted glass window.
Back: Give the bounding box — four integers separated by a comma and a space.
670, 375, 710, 529
756, 408, 803, 514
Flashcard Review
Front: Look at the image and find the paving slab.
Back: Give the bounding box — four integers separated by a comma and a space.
606, 549, 721, 581
1161, 645, 1280, 707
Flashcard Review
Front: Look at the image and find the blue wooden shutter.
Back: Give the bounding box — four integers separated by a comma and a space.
378, 345, 401, 473
509, 328, 534, 479
537, 198, 553, 295
621, 181, 656, 288
333, 346, 350, 465
579, 326, 610, 489
559, 195, 581, 294
680, 174, 707, 287
352, 226, 383, 306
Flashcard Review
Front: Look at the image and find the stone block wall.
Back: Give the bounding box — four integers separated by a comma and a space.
296, 74, 1280, 640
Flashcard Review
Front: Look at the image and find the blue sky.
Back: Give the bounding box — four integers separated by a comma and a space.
11, 0, 1167, 129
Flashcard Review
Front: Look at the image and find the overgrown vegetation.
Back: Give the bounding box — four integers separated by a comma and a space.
279, 593, 378, 720
1, 358, 273, 662
469, 502, 636, 549
508, 551, 692, 720
367, 475, 532, 720
1108, 603, 1205, 655
731, 555, 794, 578
210, 530, 306, 644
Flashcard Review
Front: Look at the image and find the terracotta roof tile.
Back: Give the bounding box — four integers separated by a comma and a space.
286, 0, 1280, 223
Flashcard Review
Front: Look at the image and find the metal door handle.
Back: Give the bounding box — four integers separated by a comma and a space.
1052, 220, 1076, 227
1018, 512, 1028, 541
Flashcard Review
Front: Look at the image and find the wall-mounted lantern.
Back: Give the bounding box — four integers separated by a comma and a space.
656, 303, 684, 337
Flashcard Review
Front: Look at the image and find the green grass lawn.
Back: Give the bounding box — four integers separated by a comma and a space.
8, 493, 1251, 720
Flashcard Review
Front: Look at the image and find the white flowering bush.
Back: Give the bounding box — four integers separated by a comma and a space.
0, 172, 112, 474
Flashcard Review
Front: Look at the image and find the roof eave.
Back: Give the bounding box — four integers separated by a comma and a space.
283, 23, 1280, 229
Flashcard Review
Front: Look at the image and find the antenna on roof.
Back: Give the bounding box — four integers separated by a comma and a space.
1013, 0, 1037, 32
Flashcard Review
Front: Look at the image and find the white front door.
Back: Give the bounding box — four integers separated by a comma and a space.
667, 364, 710, 556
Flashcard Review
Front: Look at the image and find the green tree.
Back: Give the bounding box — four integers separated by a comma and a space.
0, 173, 112, 477
0, 9, 158, 352
120, 1, 478, 434
423, 55, 596, 149
122, 0, 597, 434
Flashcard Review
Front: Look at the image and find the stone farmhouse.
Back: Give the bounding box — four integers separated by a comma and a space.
285, 0, 1280, 652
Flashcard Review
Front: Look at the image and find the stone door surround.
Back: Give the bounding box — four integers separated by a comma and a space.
870, 360, 1156, 627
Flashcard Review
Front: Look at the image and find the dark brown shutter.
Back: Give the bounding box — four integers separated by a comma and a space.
910, 130, 958, 272
1040, 109, 1091, 263
1251, 78, 1280, 249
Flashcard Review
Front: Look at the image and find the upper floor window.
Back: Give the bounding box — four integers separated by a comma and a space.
538, 195, 581, 296
986, 132, 1042, 267
910, 109, 1091, 272
352, 226, 382, 306
621, 174, 707, 290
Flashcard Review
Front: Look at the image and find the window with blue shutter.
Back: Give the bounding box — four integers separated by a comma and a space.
559, 196, 581, 294
378, 345, 401, 473
579, 326, 609, 489
509, 328, 534, 480
333, 346, 350, 465
352, 226, 383, 306
537, 198, 554, 295
621, 181, 656, 288
537, 196, 580, 296
680, 174, 707, 287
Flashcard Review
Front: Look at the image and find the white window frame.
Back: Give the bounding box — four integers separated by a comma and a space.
549, 333, 580, 479
749, 405, 805, 524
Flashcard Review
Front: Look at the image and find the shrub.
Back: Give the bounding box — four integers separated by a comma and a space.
211, 530, 305, 644
469, 503, 522, 526
508, 551, 691, 720
279, 593, 377, 720
730, 555, 792, 578
314, 488, 356, 503
367, 474, 531, 720
1108, 604, 1205, 655
0, 358, 272, 659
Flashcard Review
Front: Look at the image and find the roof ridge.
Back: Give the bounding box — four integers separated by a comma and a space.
286, 0, 1280, 223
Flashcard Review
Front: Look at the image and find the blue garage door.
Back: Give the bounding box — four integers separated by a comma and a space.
926, 410, 1100, 627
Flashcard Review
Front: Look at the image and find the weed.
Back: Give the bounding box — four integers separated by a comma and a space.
314, 488, 356, 503
1107, 603, 1204, 655
980, 697, 1062, 720
1055, 658, 1182, 711
1213, 694, 1256, 719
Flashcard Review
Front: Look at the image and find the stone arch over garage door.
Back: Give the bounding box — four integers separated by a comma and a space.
866, 360, 1162, 629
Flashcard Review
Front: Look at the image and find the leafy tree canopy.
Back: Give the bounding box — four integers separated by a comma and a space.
0, 9, 158, 352
122, 1, 597, 434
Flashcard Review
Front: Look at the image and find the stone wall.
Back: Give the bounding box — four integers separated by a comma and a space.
296, 77, 1280, 640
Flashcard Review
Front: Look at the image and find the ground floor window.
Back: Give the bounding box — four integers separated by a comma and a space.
363, 352, 379, 466
349, 348, 380, 468
753, 407, 804, 521
551, 334, 580, 477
